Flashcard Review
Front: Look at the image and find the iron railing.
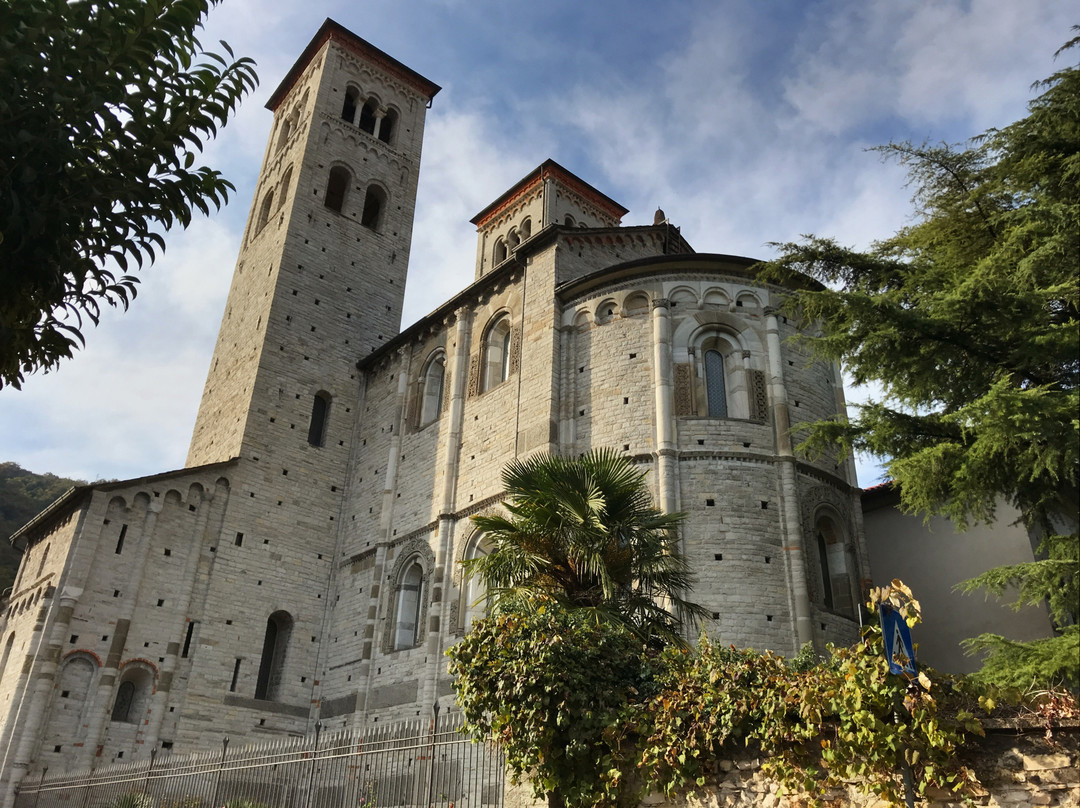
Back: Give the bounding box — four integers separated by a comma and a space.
15, 708, 504, 808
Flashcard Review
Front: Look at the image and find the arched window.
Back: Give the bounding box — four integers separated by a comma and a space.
0, 633, 14, 681
482, 315, 513, 391
378, 108, 397, 144
358, 99, 378, 135
308, 391, 331, 447
394, 562, 424, 650
277, 166, 293, 210
341, 87, 359, 124
815, 515, 855, 617
507, 229, 520, 250
419, 353, 446, 427
459, 536, 492, 632
704, 350, 727, 417
520, 218, 532, 239
325, 166, 350, 213
255, 611, 293, 700
111, 681, 136, 722
361, 186, 386, 230
564, 214, 576, 226
275, 116, 292, 152
256, 189, 274, 232
493, 238, 508, 265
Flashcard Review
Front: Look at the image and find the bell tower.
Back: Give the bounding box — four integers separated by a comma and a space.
187, 19, 440, 468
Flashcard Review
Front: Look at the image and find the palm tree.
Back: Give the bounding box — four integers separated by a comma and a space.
465, 448, 707, 644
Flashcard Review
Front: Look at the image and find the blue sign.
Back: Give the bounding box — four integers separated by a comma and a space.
879, 606, 917, 676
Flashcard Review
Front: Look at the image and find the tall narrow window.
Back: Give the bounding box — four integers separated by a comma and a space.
111, 681, 136, 722
493, 239, 508, 265
361, 186, 385, 230
482, 315, 513, 391
520, 218, 532, 239
704, 350, 727, 417
394, 562, 424, 650
37, 544, 49, 577
256, 189, 274, 232
377, 108, 397, 144
277, 166, 293, 210
275, 117, 292, 152
815, 516, 854, 617
115, 524, 127, 555
420, 353, 446, 426
358, 99, 378, 134
324, 166, 350, 213
341, 87, 359, 124
255, 611, 292, 700
0, 633, 14, 681
308, 391, 331, 447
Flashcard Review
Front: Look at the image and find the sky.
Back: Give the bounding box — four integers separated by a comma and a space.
1, 0, 1074, 486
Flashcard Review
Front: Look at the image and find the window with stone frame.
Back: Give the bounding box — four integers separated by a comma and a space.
394, 560, 425, 650
814, 514, 856, 618
418, 351, 446, 427
255, 610, 293, 700
482, 314, 513, 391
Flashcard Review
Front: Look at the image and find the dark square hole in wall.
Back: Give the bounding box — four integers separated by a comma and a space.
761, 501, 769, 509
282, 469, 288, 476
264, 539, 269, 545
163, 549, 171, 557
629, 353, 637, 359
579, 367, 584, 373
70, 635, 78, 644
259, 718, 266, 726
257, 580, 262, 586
113, 590, 120, 598
144, 642, 150, 647
794, 401, 800, 408
822, 623, 827, 631
765, 556, 771, 564
188, 504, 196, 512
235, 532, 244, 547
157, 599, 164, 607
698, 439, 705, 446
767, 615, 773, 621
706, 499, 715, 507
117, 751, 123, 759
102, 635, 108, 642
623, 444, 630, 451
743, 442, 751, 448
161, 741, 173, 750
579, 409, 585, 416
711, 612, 720, 620
61, 690, 70, 698
226, 620, 233, 625
623, 397, 629, 404
54, 745, 62, 753
714, 553, 723, 561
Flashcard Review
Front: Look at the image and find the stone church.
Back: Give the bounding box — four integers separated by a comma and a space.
0, 19, 867, 801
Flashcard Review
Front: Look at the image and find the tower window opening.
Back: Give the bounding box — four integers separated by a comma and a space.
277, 166, 293, 210
324, 166, 350, 213
256, 189, 275, 232
520, 218, 532, 239
255, 611, 292, 700
358, 99, 378, 135
341, 87, 359, 124
361, 186, 386, 230
493, 238, 508, 265
378, 108, 397, 144
308, 391, 331, 447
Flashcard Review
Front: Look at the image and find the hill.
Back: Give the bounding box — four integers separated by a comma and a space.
0, 462, 85, 595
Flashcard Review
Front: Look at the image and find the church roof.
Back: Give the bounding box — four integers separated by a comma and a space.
470, 159, 629, 228
266, 19, 441, 111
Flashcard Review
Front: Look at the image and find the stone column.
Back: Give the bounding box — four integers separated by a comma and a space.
557, 314, 576, 454
425, 308, 472, 710
764, 307, 813, 650
651, 298, 678, 516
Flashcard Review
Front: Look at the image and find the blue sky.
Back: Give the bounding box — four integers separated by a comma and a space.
0, 0, 1074, 485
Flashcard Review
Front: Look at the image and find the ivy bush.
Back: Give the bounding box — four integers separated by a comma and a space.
451, 581, 996, 808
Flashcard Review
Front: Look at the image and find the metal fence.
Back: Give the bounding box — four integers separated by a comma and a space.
15, 709, 504, 808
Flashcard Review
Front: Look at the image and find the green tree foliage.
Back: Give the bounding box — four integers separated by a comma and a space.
448, 609, 652, 808
0, 0, 258, 389
450, 583, 987, 808
465, 448, 708, 645
761, 34, 1079, 689
0, 462, 85, 592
